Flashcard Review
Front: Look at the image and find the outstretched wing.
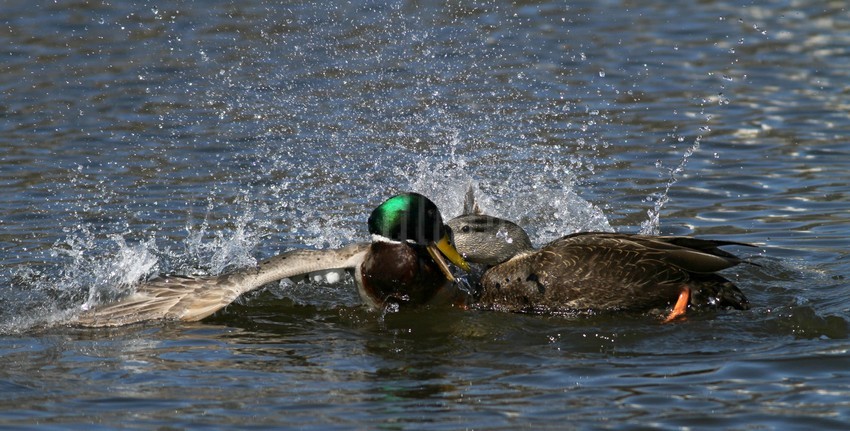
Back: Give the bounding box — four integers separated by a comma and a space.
73, 242, 369, 327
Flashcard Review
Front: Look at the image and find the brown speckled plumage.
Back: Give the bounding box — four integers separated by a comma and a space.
449, 214, 753, 315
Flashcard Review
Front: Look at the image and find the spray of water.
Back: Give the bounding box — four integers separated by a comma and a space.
404, 135, 613, 246
640, 136, 703, 235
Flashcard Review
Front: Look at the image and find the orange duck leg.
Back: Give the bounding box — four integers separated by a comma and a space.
663, 286, 691, 323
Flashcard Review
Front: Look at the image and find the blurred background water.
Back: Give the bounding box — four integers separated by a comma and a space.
2, 0, 849, 428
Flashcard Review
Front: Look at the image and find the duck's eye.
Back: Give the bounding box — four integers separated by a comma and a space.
461, 225, 471, 233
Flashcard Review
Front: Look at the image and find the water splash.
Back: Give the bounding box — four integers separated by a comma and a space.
640, 136, 702, 235
182, 204, 268, 276
403, 137, 612, 246
77, 235, 160, 311
0, 199, 278, 333
0, 229, 160, 333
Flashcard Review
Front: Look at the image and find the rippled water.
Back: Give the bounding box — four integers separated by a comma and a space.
2, 0, 849, 428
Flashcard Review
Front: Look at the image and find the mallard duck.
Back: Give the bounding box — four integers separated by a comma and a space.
74, 192, 470, 327
447, 192, 753, 321
357, 192, 471, 309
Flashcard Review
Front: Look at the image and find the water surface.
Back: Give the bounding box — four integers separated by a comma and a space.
2, 1, 849, 429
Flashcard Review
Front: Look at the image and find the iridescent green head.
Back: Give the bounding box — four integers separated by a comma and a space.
368, 192, 470, 274
367, 192, 446, 244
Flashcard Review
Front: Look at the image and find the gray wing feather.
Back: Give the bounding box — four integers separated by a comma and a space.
73, 242, 369, 327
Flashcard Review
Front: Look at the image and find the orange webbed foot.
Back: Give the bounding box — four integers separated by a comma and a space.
663, 286, 691, 323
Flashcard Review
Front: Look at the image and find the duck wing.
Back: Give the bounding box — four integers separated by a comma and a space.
73, 242, 369, 327
563, 232, 755, 273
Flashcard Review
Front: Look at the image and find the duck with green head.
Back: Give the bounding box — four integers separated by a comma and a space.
74, 192, 471, 327
447, 189, 753, 321
357, 192, 471, 308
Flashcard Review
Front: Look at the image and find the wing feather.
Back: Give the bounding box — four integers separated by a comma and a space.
73, 243, 369, 327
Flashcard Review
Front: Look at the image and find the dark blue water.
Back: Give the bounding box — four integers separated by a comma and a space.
2, 1, 849, 428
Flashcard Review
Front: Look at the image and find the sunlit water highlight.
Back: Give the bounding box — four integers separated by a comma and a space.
2, 1, 849, 428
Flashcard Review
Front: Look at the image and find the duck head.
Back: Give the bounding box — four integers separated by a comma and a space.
368, 192, 470, 280
448, 214, 534, 266
447, 184, 534, 266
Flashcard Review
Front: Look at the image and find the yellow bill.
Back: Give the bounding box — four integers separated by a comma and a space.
435, 234, 471, 271
426, 234, 471, 282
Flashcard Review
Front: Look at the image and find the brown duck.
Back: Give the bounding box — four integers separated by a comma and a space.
447, 192, 753, 321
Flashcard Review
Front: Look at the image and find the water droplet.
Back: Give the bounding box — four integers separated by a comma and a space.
496, 226, 514, 244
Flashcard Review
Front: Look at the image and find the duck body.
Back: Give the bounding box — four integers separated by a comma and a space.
449, 212, 752, 318
475, 231, 750, 314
